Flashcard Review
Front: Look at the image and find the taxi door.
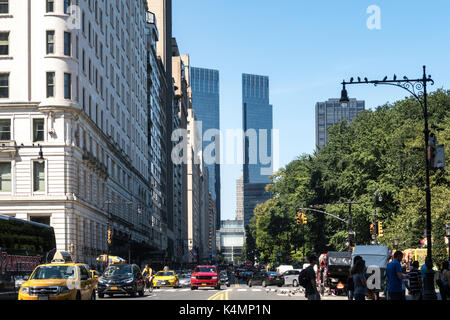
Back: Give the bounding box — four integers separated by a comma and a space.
79, 265, 93, 299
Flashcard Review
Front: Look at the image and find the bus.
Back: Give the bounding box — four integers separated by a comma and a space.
0, 215, 56, 299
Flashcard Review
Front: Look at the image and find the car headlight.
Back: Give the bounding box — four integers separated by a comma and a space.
191, 276, 196, 279
98, 278, 107, 284
58, 286, 70, 294
21, 287, 30, 295
125, 278, 134, 283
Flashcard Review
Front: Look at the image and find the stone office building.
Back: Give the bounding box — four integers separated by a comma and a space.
0, 0, 153, 266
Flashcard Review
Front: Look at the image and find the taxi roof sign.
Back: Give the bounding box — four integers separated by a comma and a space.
51, 251, 73, 263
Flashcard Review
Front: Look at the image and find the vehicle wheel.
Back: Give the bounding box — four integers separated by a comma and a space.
215, 284, 221, 290
91, 290, 96, 300
293, 280, 298, 287
130, 291, 136, 297
98, 292, 104, 298
262, 280, 267, 287
191, 286, 197, 290
277, 283, 283, 287
139, 287, 144, 297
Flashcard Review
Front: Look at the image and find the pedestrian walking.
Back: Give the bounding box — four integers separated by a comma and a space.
407, 261, 422, 300
401, 265, 409, 300
348, 255, 362, 300
305, 254, 321, 300
386, 250, 408, 300
352, 259, 367, 301
437, 261, 449, 301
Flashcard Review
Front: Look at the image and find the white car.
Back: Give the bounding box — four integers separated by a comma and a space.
179, 274, 191, 287
282, 269, 302, 287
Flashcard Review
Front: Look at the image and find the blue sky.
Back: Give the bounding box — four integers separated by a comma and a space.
172, 0, 450, 220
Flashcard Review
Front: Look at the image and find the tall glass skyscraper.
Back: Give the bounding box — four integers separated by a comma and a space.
242, 74, 273, 226
190, 67, 221, 229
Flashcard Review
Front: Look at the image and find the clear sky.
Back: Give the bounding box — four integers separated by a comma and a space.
172, 0, 450, 221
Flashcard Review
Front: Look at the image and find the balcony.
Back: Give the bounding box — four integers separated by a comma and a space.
0, 140, 17, 158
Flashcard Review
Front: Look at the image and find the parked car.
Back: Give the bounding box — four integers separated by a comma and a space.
153, 270, 180, 288
248, 271, 283, 287
220, 270, 230, 287
97, 263, 145, 298
191, 265, 220, 290
282, 269, 302, 287
179, 273, 191, 287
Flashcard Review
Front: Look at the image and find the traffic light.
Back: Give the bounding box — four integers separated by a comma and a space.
107, 229, 112, 245
302, 213, 308, 225
296, 213, 301, 225
377, 221, 383, 237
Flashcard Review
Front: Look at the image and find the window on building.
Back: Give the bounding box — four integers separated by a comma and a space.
82, 49, 85, 72
46, 0, 54, 13
0, 119, 10, 140
33, 161, 45, 192
64, 73, 71, 99
33, 118, 45, 142
30, 216, 50, 225
82, 11, 85, 34
46, 30, 55, 54
63, 0, 71, 14
0, 0, 8, 14
64, 31, 71, 56
0, 32, 9, 56
46, 72, 55, 97
0, 162, 11, 192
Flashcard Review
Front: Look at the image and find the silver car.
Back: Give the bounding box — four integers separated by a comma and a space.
179, 274, 191, 287
282, 269, 302, 287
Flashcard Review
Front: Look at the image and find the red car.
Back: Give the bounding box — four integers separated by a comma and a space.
190, 265, 220, 290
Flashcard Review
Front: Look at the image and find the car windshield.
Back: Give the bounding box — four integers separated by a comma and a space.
103, 265, 132, 277
195, 267, 216, 273
30, 265, 77, 280
156, 272, 174, 277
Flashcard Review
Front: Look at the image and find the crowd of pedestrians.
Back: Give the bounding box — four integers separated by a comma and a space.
343, 249, 449, 301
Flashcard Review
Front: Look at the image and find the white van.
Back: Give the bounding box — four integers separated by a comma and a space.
276, 265, 294, 275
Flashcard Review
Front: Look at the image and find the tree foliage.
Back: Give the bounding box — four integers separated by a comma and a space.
248, 90, 450, 266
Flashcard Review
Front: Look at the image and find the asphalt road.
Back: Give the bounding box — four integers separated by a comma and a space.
97, 276, 348, 301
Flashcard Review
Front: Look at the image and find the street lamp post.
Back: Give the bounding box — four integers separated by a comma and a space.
339, 65, 436, 299
373, 190, 382, 244
394, 238, 399, 251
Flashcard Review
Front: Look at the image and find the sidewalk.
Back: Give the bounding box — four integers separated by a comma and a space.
405, 289, 444, 300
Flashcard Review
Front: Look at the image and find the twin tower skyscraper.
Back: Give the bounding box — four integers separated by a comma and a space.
190, 70, 273, 228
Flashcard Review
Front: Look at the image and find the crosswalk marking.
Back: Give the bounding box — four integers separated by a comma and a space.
251, 289, 262, 292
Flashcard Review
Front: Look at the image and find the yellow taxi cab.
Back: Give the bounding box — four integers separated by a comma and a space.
18, 251, 96, 300
152, 270, 179, 288
90, 269, 101, 289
